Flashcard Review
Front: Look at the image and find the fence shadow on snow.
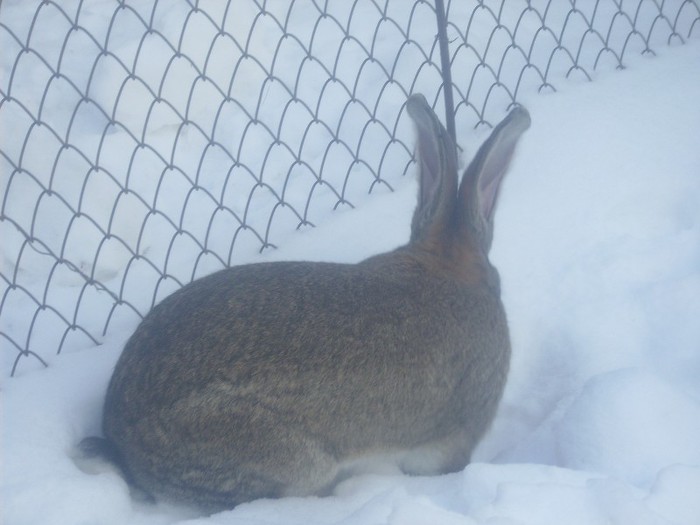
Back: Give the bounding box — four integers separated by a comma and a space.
1, 0, 699, 376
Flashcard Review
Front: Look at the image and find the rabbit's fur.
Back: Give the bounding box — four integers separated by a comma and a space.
87, 94, 530, 512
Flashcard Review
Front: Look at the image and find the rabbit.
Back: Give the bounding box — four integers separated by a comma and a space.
81, 93, 530, 513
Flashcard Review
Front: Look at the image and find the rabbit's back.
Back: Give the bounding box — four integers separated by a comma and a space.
103, 255, 509, 508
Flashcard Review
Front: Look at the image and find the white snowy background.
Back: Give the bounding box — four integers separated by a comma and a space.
2, 1, 700, 524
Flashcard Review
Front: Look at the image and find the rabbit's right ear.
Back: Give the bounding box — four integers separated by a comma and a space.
458, 107, 530, 252
406, 94, 459, 244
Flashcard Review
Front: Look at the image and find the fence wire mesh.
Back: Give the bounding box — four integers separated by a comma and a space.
1, 0, 699, 376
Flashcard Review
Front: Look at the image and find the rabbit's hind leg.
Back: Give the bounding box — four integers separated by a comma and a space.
128, 398, 343, 509
213, 405, 343, 501
273, 433, 343, 499
192, 435, 340, 510
398, 431, 473, 476
187, 430, 340, 509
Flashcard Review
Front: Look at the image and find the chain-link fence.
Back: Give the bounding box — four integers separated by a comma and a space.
1, 0, 698, 377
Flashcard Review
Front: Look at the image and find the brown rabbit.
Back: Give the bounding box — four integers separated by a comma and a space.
81, 94, 530, 512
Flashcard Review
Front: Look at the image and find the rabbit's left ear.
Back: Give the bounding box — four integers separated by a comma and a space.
406, 94, 459, 244
459, 106, 530, 251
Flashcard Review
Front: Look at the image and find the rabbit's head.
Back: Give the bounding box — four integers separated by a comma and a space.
405, 94, 530, 285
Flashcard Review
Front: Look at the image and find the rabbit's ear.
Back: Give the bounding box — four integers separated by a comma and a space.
406, 94, 459, 244
459, 106, 530, 252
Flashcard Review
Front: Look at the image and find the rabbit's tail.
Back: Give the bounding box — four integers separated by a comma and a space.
74, 436, 155, 502
78, 436, 123, 468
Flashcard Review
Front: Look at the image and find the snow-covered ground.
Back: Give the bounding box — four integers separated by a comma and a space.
3, 2, 700, 524
3, 39, 699, 525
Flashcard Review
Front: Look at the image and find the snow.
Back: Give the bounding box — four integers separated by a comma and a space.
3, 2, 700, 524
